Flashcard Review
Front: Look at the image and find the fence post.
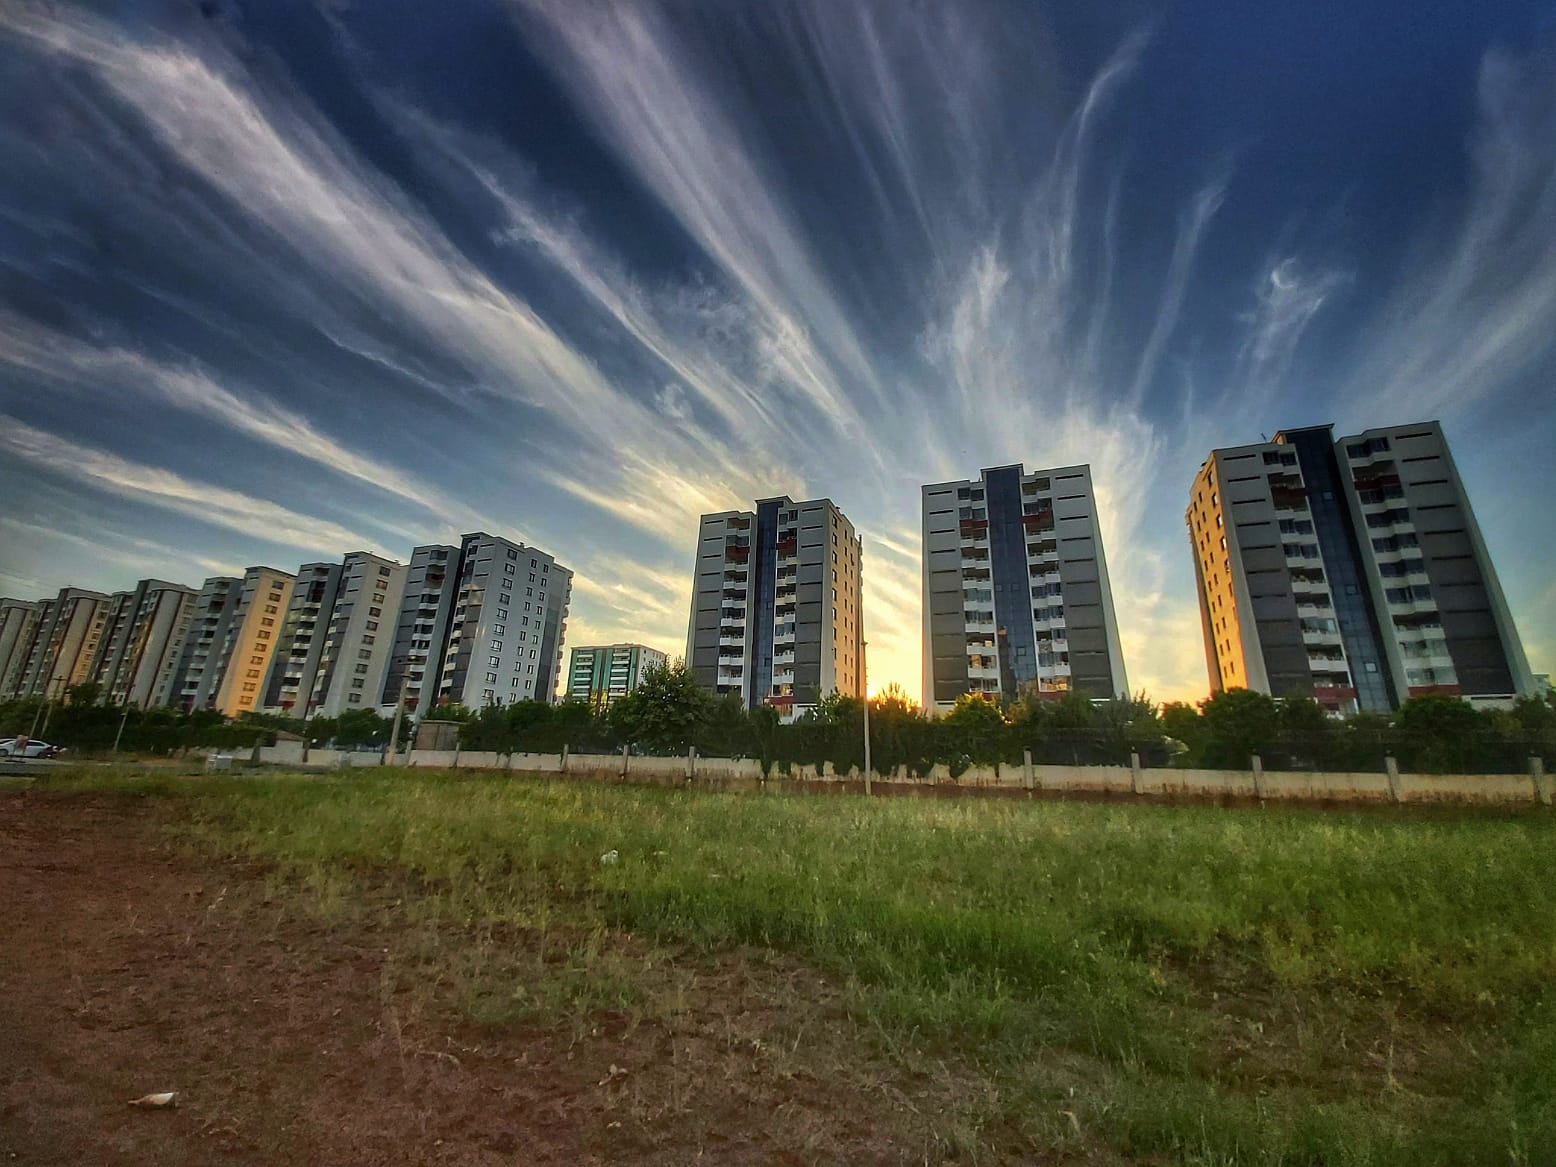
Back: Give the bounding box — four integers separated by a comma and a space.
560, 743, 569, 774
1384, 755, 1402, 804
1251, 754, 1265, 800
1130, 751, 1143, 795
1531, 756, 1550, 807
1023, 748, 1034, 792
687, 745, 697, 783
452, 744, 460, 770
621, 743, 630, 779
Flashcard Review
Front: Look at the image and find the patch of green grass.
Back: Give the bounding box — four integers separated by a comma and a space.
38, 766, 1556, 1163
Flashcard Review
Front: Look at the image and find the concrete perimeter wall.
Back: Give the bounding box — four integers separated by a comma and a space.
249, 745, 1551, 807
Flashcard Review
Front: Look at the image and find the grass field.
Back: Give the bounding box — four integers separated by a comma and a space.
34, 766, 1556, 1163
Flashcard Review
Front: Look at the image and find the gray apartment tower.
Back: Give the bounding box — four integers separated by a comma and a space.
1187, 420, 1534, 712
90, 579, 197, 707
15, 587, 111, 699
261, 552, 406, 717
381, 534, 572, 712
167, 567, 295, 716
922, 464, 1128, 712
685, 496, 863, 716
0, 599, 44, 700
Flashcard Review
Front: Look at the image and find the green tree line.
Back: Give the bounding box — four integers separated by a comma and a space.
0, 682, 409, 756
419, 664, 1556, 776
6, 669, 1550, 774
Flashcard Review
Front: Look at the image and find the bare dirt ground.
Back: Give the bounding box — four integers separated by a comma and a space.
0, 791, 1023, 1166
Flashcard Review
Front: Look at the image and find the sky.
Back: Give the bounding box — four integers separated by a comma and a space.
1, 0, 1554, 705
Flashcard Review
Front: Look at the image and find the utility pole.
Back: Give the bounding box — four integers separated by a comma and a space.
861, 638, 871, 796
113, 699, 132, 754
387, 674, 409, 767
38, 675, 64, 740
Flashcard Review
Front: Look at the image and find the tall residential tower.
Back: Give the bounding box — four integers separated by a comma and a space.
922, 463, 1127, 712
1187, 421, 1533, 712
686, 496, 863, 716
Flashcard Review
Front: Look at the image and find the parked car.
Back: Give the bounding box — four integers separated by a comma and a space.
0, 738, 65, 759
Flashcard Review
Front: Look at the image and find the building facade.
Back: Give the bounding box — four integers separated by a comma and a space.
308, 552, 407, 716
0, 599, 43, 700
922, 464, 1128, 712
379, 544, 459, 714
168, 569, 295, 716
686, 496, 863, 716
1187, 421, 1534, 712
394, 533, 572, 710
565, 643, 669, 706
90, 579, 197, 707
259, 560, 344, 715
16, 587, 111, 698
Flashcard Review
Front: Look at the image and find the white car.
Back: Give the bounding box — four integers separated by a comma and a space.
0, 738, 64, 759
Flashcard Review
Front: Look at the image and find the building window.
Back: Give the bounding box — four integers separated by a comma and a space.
489, 655, 501, 668
526, 587, 533, 598
530, 558, 537, 568
264, 605, 277, 615
491, 641, 503, 652
529, 573, 536, 583
351, 678, 364, 690
505, 563, 516, 576
354, 663, 369, 675
496, 608, 508, 621
369, 607, 381, 618
366, 620, 379, 632
361, 634, 375, 645
485, 672, 498, 683
347, 693, 362, 704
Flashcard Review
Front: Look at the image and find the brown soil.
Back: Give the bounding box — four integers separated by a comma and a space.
0, 792, 1019, 1166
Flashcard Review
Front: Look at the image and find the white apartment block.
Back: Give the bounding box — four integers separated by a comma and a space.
922, 464, 1127, 712
432, 533, 573, 708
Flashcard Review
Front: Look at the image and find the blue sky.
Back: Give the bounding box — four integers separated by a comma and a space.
1, 0, 1553, 703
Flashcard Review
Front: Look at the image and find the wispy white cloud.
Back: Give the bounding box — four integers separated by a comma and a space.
0, 415, 376, 556
1343, 46, 1556, 424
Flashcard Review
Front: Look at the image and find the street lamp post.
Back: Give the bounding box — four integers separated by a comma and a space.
861, 638, 871, 796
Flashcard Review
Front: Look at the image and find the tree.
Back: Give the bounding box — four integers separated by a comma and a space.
1392, 694, 1491, 773
1198, 688, 1279, 769
608, 662, 712, 754
1160, 700, 1206, 764
940, 693, 1009, 769
1276, 696, 1335, 769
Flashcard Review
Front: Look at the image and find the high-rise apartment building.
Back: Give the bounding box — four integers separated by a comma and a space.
259, 553, 406, 717
0, 599, 44, 700
686, 496, 863, 716
380, 544, 458, 714
260, 560, 343, 715
922, 464, 1128, 711
1187, 421, 1534, 712
90, 579, 197, 707
169, 568, 295, 716
16, 587, 111, 698
565, 643, 668, 706
382, 534, 572, 711
307, 552, 406, 716
169, 576, 241, 711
